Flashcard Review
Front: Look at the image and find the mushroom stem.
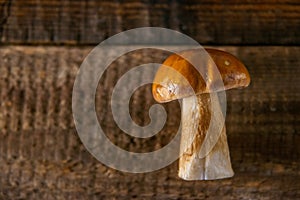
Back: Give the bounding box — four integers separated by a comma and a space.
179, 93, 234, 180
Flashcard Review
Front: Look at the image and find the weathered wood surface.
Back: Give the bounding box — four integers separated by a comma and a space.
0, 46, 299, 199
0, 0, 299, 45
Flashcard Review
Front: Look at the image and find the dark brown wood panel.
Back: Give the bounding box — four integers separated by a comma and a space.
0, 0, 299, 45
0, 46, 299, 199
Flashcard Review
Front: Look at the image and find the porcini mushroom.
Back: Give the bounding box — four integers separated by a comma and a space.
152, 48, 250, 180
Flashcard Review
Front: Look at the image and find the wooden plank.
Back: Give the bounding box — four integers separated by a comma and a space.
0, 0, 299, 45
0, 46, 299, 199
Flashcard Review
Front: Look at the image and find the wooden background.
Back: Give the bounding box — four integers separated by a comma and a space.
0, 0, 299, 199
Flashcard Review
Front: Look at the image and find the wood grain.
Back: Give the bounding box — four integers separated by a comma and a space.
0, 46, 299, 199
0, 0, 299, 45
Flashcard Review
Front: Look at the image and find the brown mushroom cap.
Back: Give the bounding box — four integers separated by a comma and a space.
152, 48, 251, 103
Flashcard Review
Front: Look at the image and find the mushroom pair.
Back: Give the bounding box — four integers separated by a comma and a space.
152, 49, 250, 180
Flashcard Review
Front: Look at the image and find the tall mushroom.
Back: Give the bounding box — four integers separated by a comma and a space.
152, 48, 250, 180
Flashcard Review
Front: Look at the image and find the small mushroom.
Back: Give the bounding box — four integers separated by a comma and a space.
152, 48, 250, 180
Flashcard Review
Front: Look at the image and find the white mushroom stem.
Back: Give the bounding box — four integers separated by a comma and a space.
178, 93, 234, 180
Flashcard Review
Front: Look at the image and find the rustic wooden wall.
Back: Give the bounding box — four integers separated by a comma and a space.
0, 0, 299, 45
0, 0, 299, 199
